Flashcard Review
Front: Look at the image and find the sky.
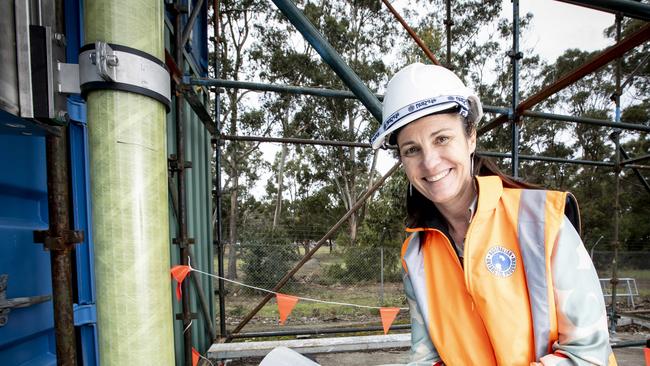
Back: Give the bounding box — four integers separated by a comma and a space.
515, 0, 615, 63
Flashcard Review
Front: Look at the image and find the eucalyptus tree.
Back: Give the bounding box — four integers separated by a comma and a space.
218, 0, 270, 279
248, 0, 399, 245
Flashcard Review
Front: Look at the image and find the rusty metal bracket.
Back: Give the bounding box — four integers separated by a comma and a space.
168, 154, 193, 174
172, 237, 196, 248
0, 275, 51, 327
33, 229, 84, 251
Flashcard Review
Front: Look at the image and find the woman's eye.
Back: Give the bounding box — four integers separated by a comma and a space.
401, 146, 419, 156
436, 136, 450, 144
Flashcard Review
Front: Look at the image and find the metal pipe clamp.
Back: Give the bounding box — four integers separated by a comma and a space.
79, 41, 171, 111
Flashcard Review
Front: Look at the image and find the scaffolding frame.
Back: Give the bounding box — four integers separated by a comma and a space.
177, 0, 650, 356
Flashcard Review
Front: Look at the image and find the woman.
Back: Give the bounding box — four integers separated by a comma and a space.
370, 63, 616, 366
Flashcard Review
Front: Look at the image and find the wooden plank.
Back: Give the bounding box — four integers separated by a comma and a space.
208, 333, 411, 360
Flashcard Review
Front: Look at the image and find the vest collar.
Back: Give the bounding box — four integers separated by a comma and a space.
474, 175, 504, 216
405, 175, 504, 233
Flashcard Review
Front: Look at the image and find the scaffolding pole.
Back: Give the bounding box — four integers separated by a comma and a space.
619, 148, 650, 195
212, 0, 227, 339
445, 0, 452, 68
217, 135, 650, 170
271, 0, 382, 122
188, 78, 650, 133
510, 0, 522, 177
554, 0, 650, 21
521, 110, 650, 133
609, 14, 623, 334
380, 0, 441, 65
172, 3, 194, 364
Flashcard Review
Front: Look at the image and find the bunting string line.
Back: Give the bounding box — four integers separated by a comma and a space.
189, 264, 408, 311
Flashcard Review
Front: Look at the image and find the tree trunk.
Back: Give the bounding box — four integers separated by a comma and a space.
272, 143, 288, 230
347, 110, 358, 244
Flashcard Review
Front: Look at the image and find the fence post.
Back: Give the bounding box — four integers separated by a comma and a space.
380, 246, 384, 304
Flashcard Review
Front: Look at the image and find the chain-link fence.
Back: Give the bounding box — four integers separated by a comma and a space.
217, 242, 407, 334
215, 243, 650, 335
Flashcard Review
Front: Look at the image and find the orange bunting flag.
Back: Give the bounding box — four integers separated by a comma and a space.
276, 293, 299, 325
379, 307, 400, 335
171, 265, 191, 301
192, 347, 200, 366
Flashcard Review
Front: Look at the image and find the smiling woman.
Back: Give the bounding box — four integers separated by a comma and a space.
370, 63, 617, 366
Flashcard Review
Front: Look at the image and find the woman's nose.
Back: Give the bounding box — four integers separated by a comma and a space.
420, 147, 441, 170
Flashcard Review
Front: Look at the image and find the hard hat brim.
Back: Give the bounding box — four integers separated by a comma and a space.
371, 100, 462, 149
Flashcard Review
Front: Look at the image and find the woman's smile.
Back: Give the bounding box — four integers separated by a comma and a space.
423, 168, 451, 183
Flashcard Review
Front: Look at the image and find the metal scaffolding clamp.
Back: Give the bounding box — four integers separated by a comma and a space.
78, 41, 171, 111
33, 229, 84, 251
89, 41, 119, 81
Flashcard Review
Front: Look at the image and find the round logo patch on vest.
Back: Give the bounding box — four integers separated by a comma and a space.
485, 246, 516, 277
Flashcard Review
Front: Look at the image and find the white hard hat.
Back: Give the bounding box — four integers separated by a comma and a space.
371, 63, 483, 149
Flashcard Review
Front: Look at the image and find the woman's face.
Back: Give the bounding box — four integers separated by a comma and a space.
396, 113, 476, 206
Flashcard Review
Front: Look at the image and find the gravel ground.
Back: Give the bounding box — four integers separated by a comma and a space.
215, 331, 648, 366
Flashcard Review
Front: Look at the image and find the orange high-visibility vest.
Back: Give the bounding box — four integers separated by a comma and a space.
401, 175, 616, 366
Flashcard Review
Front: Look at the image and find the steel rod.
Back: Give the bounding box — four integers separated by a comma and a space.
478, 151, 650, 170
44, 1, 78, 362
181, 0, 206, 49
167, 175, 217, 341
271, 0, 383, 122
188, 78, 510, 114
621, 52, 650, 90
189, 78, 650, 133
230, 162, 402, 336
445, 0, 452, 67
190, 78, 367, 99
610, 340, 648, 348
609, 15, 623, 334
521, 110, 650, 133
45, 127, 77, 366
511, 0, 521, 177
619, 147, 650, 195
219, 134, 371, 148
212, 0, 227, 340
478, 22, 650, 135
554, 0, 650, 22
229, 324, 412, 339
621, 153, 650, 166
189, 251, 217, 341
380, 0, 440, 65
218, 135, 650, 169
175, 6, 193, 365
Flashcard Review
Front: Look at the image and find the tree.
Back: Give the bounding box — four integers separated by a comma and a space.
218, 0, 269, 279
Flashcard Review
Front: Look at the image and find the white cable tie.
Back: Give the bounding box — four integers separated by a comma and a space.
184, 319, 193, 334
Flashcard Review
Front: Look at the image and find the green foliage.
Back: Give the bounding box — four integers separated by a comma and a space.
240, 226, 300, 292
